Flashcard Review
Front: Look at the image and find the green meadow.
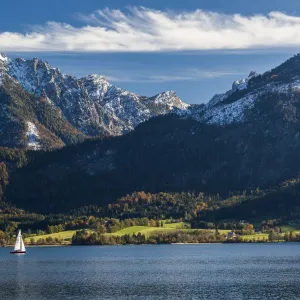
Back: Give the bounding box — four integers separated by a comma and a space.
26, 221, 300, 245
25, 230, 84, 244
241, 233, 269, 241
25, 224, 232, 245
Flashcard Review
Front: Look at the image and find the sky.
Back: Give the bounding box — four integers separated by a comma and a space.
1, 0, 300, 103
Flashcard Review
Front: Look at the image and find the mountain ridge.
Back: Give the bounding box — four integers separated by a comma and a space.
0, 53, 190, 150
2, 52, 297, 151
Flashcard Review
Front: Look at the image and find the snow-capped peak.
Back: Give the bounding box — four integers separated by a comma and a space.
232, 71, 258, 92
82, 74, 111, 87
84, 74, 109, 81
0, 54, 190, 137
153, 91, 190, 110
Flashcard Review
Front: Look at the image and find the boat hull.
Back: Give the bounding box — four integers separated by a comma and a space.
10, 251, 26, 254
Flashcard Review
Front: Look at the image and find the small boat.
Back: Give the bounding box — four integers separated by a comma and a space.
10, 229, 26, 254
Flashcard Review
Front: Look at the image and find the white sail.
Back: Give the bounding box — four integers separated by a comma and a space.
20, 236, 26, 252
14, 230, 21, 251
14, 230, 26, 252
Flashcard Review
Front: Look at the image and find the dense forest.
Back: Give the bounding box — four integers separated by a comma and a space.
4, 102, 300, 214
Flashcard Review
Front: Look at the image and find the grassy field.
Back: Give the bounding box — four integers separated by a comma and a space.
26, 226, 229, 240
24, 226, 184, 243
25, 230, 81, 244
25, 224, 216, 244
241, 233, 269, 241
107, 226, 187, 237
163, 222, 187, 229
133, 227, 181, 237
109, 226, 229, 237
107, 226, 149, 236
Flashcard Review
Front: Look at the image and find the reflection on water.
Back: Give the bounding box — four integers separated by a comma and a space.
1, 244, 300, 300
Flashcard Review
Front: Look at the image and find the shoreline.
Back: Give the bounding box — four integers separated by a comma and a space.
3, 241, 288, 248
3, 244, 70, 248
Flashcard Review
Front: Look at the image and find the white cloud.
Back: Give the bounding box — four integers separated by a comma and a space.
106, 69, 244, 83
2, 7, 300, 52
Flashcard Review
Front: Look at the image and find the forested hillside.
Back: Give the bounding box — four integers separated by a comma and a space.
5, 106, 300, 214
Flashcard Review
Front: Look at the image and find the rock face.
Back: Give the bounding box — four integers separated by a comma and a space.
0, 54, 189, 144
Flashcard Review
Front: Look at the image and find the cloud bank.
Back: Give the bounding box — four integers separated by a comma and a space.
1, 7, 300, 52
106, 69, 244, 83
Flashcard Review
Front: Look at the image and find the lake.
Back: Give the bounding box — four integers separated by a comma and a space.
1, 244, 300, 299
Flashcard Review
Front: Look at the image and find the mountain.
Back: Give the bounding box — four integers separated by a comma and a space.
5, 53, 300, 214
0, 53, 189, 150
187, 54, 300, 126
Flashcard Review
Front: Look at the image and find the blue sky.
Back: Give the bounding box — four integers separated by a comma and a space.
1, 0, 300, 103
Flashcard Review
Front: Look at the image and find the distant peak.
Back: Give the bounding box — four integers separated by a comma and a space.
82, 74, 110, 83
10, 56, 59, 73
89, 74, 108, 79
162, 90, 177, 96
15, 57, 26, 62
153, 90, 189, 109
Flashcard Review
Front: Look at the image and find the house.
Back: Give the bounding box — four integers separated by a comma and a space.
226, 232, 237, 240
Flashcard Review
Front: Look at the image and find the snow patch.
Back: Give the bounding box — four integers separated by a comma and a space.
26, 121, 41, 150
0, 53, 8, 62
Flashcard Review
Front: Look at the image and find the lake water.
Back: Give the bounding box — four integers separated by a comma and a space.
1, 244, 300, 299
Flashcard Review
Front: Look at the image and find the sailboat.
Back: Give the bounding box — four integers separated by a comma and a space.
10, 229, 26, 254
